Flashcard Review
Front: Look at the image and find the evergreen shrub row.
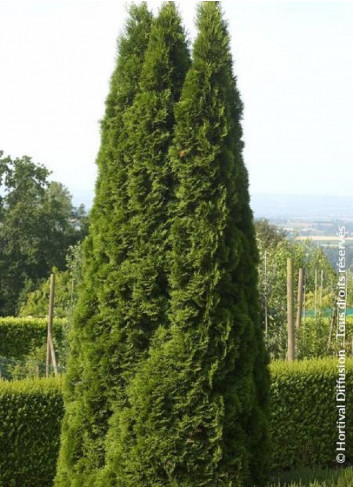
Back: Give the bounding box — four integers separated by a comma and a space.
271, 358, 353, 472
1, 359, 351, 486
0, 377, 63, 487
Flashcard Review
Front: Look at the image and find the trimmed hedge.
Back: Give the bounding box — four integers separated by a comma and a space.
0, 359, 351, 486
271, 358, 353, 472
0, 377, 63, 487
0, 317, 65, 359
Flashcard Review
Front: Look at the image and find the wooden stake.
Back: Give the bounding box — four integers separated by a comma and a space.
46, 329, 51, 378
314, 269, 318, 319
296, 268, 305, 330
46, 273, 58, 377
287, 258, 295, 361
264, 250, 268, 336
320, 269, 324, 311
327, 304, 337, 349
303, 281, 306, 329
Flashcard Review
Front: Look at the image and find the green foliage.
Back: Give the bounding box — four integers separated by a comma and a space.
273, 467, 353, 487
257, 234, 337, 359
55, 4, 155, 485
1, 359, 351, 486
57, 3, 191, 485
57, 3, 268, 486
0, 317, 65, 379
99, 3, 268, 487
19, 239, 84, 320
0, 377, 63, 487
19, 270, 73, 318
270, 358, 353, 472
297, 316, 353, 359
255, 218, 287, 249
0, 317, 65, 360
0, 152, 88, 316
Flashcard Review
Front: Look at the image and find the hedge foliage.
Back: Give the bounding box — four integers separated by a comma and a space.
0, 377, 63, 487
0, 317, 65, 359
271, 357, 353, 472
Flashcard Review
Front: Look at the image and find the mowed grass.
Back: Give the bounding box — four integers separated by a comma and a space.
271, 467, 353, 487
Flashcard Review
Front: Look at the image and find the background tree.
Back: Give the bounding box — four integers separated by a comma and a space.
19, 242, 84, 320
0, 152, 87, 316
255, 218, 287, 249
103, 3, 268, 486
256, 221, 337, 359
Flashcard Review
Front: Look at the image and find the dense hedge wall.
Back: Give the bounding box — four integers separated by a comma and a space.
0, 377, 63, 487
0, 359, 351, 486
0, 317, 65, 359
271, 357, 353, 472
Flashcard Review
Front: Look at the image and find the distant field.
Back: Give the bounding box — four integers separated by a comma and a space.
295, 235, 353, 241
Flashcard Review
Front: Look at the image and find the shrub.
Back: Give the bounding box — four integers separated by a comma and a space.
297, 316, 353, 359
0, 377, 63, 487
271, 358, 353, 472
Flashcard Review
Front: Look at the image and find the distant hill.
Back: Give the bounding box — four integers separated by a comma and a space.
251, 194, 353, 220
73, 191, 353, 221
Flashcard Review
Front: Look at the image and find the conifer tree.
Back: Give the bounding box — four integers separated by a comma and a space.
56, 2, 190, 486
99, 3, 191, 484
105, 2, 269, 486
55, 4, 153, 485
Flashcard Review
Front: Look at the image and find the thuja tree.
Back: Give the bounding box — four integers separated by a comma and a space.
103, 0, 190, 395
102, 2, 269, 487
98, 3, 190, 484
56, 2, 190, 486
55, 4, 153, 486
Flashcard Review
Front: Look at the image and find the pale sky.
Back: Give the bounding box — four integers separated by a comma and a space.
0, 0, 352, 207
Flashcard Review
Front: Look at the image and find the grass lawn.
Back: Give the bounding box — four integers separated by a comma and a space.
272, 467, 353, 487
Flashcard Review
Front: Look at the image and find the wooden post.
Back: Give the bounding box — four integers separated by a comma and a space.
287, 258, 295, 361
314, 269, 318, 319
264, 250, 268, 336
46, 330, 51, 378
303, 280, 306, 329
46, 273, 58, 377
327, 303, 337, 349
296, 268, 305, 330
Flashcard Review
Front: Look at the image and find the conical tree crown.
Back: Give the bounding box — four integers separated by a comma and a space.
101, 1, 190, 392
56, 3, 268, 487
103, 2, 269, 486
100, 5, 190, 485
55, 4, 153, 486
